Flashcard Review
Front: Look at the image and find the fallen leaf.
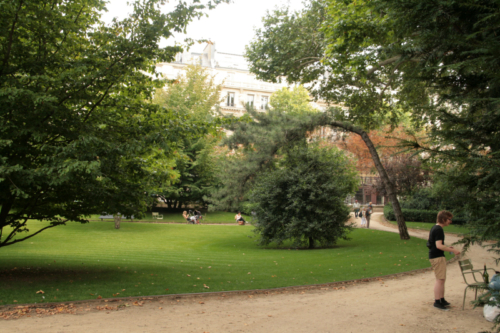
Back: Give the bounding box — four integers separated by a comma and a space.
97, 296, 102, 299
199, 302, 204, 304
36, 290, 45, 294
203, 284, 209, 289
187, 274, 191, 277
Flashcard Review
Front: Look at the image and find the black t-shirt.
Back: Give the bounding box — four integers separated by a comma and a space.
428, 225, 445, 259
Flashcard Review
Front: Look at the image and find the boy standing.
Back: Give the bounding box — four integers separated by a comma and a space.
428, 210, 461, 310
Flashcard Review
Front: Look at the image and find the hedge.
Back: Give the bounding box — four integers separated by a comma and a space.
383, 205, 466, 225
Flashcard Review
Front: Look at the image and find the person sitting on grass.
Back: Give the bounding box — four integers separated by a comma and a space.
182, 211, 193, 224
234, 211, 246, 225
193, 210, 202, 224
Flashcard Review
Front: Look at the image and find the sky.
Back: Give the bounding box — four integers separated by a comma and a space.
101, 0, 306, 55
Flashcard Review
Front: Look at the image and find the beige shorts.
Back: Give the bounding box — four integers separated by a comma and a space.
429, 257, 447, 280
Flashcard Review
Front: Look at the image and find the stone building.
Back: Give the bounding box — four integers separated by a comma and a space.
156, 42, 327, 116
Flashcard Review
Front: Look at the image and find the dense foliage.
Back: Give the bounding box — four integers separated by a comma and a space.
250, 144, 358, 249
0, 0, 228, 247
152, 65, 223, 209
383, 205, 466, 226
342, 0, 500, 265
208, 90, 322, 212
245, 0, 412, 239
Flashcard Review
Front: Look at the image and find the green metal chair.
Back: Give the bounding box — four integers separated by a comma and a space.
458, 259, 495, 309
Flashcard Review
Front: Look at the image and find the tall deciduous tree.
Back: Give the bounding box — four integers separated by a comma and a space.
246, 1, 411, 239
319, 0, 500, 259
336, 126, 430, 198
152, 64, 223, 209
0, 0, 228, 248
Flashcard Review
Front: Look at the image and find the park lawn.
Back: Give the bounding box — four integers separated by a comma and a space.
0, 221, 451, 306
387, 220, 469, 234
88, 211, 249, 224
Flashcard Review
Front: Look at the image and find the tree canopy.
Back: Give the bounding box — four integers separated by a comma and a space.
0, 0, 228, 248
245, 0, 411, 239
250, 144, 358, 249
250, 0, 500, 254
322, 0, 500, 257
152, 64, 223, 209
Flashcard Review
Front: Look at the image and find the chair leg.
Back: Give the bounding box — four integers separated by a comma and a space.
463, 287, 468, 310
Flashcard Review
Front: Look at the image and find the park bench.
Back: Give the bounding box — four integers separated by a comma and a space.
152, 212, 163, 219
99, 214, 134, 221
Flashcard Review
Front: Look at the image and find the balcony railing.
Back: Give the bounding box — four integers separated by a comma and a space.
223, 80, 286, 92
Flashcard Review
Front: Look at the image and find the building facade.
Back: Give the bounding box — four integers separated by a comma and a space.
156, 43, 327, 116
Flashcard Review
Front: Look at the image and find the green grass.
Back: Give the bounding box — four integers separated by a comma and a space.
387, 220, 469, 234
88, 211, 249, 223
0, 221, 450, 306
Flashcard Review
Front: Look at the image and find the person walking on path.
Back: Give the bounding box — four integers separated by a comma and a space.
360, 207, 367, 227
428, 210, 461, 310
353, 200, 361, 218
365, 203, 373, 228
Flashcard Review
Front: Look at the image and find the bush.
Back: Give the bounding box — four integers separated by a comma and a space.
384, 205, 466, 225
250, 145, 359, 249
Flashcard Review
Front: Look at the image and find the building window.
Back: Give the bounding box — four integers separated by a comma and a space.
227, 92, 235, 107
260, 96, 269, 110
247, 95, 254, 107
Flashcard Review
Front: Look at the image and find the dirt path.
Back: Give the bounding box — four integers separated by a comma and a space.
2, 213, 496, 332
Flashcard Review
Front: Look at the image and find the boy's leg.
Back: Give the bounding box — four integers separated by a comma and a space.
430, 257, 448, 309
434, 278, 445, 300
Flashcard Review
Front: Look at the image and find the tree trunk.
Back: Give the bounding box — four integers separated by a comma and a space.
114, 214, 121, 229
323, 118, 410, 240
308, 237, 314, 249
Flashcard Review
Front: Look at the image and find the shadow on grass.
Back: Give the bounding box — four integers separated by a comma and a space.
0, 266, 119, 286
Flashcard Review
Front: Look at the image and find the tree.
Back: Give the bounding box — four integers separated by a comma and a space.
270, 86, 317, 115
367, 0, 500, 260
208, 86, 324, 212
208, 107, 318, 212
152, 64, 223, 209
336, 126, 430, 198
0, 0, 228, 248
245, 0, 411, 239
319, 0, 500, 261
250, 144, 358, 249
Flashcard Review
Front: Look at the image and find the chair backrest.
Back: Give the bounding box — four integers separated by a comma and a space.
459, 259, 473, 272
152, 212, 158, 217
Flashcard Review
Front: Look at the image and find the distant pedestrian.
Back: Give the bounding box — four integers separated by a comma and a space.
353, 200, 361, 218
365, 203, 373, 228
360, 207, 367, 227
428, 210, 460, 310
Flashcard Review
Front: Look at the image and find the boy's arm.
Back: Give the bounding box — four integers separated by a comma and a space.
436, 240, 460, 255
